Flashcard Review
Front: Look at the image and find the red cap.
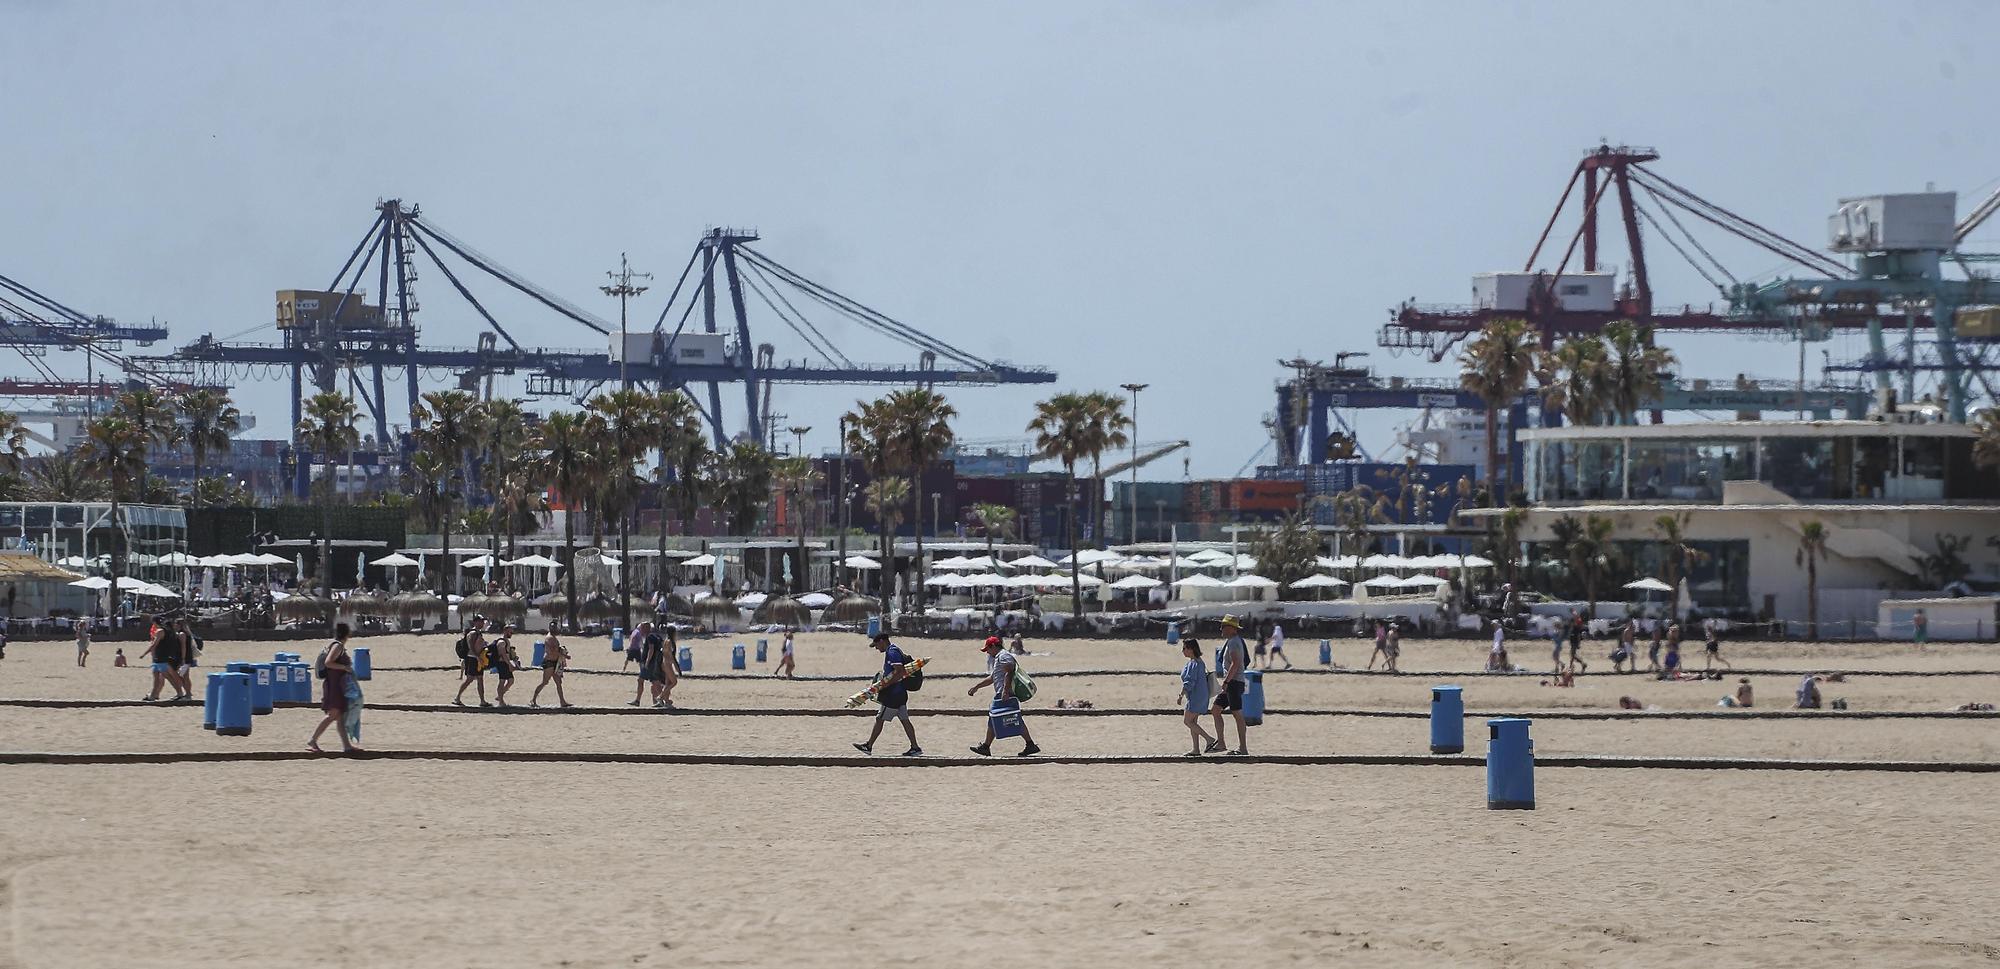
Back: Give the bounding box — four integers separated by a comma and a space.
981, 636, 1002, 649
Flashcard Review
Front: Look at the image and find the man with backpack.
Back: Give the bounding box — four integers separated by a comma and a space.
969, 634, 1040, 757
1207, 615, 1249, 755
452, 615, 490, 707
853, 632, 922, 757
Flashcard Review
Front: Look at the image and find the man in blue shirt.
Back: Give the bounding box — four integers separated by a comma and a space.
854, 633, 922, 756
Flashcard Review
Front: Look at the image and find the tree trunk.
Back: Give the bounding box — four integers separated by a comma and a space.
912, 470, 926, 614
321, 500, 333, 599
192, 442, 205, 510
564, 501, 578, 632
657, 455, 670, 586
1484, 405, 1500, 505
1068, 461, 1081, 621
441, 513, 453, 596
106, 492, 122, 624
618, 506, 631, 629
1807, 559, 1818, 641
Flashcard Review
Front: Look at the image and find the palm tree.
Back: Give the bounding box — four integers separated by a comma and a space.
175, 389, 241, 508
587, 389, 652, 620
1651, 512, 1707, 621
1458, 318, 1541, 503
80, 416, 147, 619
1565, 513, 1618, 618
843, 396, 898, 598
863, 476, 911, 547
494, 464, 547, 576
1081, 390, 1131, 537
1027, 391, 1096, 620
0, 410, 28, 476
530, 411, 595, 630
113, 387, 182, 452
26, 451, 108, 501
884, 388, 957, 611
710, 440, 776, 536
1600, 321, 1676, 425
473, 398, 529, 580
1496, 505, 1527, 590
412, 390, 481, 594
773, 456, 822, 591
649, 390, 703, 565
1542, 335, 1610, 427
971, 502, 1017, 563
1796, 520, 1828, 641
1973, 407, 2000, 471
296, 392, 359, 597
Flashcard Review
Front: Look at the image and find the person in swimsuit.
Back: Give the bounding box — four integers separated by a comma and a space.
1176, 639, 1217, 756
309, 623, 362, 753
629, 620, 656, 705
453, 617, 490, 708
1703, 618, 1731, 671
1253, 621, 1269, 668
75, 621, 91, 667
1384, 623, 1402, 674
488, 624, 517, 707
651, 627, 679, 709
1610, 623, 1635, 673
174, 620, 200, 697
1647, 622, 1663, 672
774, 627, 797, 679
531, 624, 571, 708
1662, 637, 1683, 679
138, 621, 183, 702
1566, 612, 1588, 675
1367, 621, 1389, 670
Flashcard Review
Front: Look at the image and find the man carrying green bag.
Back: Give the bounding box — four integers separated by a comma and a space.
968, 635, 1041, 757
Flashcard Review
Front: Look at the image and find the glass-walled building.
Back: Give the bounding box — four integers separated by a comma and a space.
0, 503, 189, 585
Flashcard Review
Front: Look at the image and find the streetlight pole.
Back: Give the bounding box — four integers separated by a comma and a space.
601, 253, 651, 387
930, 492, 940, 538
1120, 383, 1148, 545
835, 415, 848, 583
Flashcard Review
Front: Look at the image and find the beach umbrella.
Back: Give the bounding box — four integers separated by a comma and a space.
922, 574, 958, 587
346, 590, 391, 617
1361, 554, 1408, 569
734, 591, 770, 609
502, 554, 563, 569
1289, 574, 1350, 589
1459, 554, 1496, 569
840, 555, 880, 570
1108, 574, 1161, 590
392, 591, 445, 620
823, 594, 880, 622
754, 595, 811, 626
798, 591, 834, 609
372, 553, 421, 568
1358, 575, 1404, 588
462, 554, 496, 569
1396, 574, 1449, 588
582, 593, 623, 622
682, 553, 718, 568
535, 593, 571, 622
932, 555, 975, 571
1171, 573, 1225, 588
1005, 554, 1059, 570
1225, 574, 1279, 589
485, 594, 530, 624
459, 592, 492, 619
276, 595, 336, 622
1623, 577, 1674, 593
655, 592, 694, 616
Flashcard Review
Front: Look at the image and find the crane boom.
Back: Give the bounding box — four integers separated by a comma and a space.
1097, 440, 1189, 479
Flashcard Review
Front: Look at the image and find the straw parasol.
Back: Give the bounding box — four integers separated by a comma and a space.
484, 593, 530, 624
346, 590, 391, 617
695, 595, 743, 630
753, 594, 811, 626
275, 595, 336, 623
823, 593, 880, 623
581, 592, 623, 623
392, 591, 446, 622
536, 593, 571, 623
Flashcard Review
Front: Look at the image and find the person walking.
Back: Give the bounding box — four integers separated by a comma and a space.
1703, 618, 1732, 671
1177, 638, 1218, 756
969, 634, 1039, 757
854, 632, 921, 756
1383, 622, 1402, 674
1566, 611, 1588, 675
452, 616, 489, 707
773, 626, 797, 679
530, 624, 571, 708
487, 623, 517, 707
75, 621, 90, 667
1367, 620, 1390, 670
138, 620, 184, 702
629, 620, 657, 706
654, 626, 681, 709
1647, 621, 1664, 673
1266, 622, 1293, 670
174, 619, 200, 699
308, 622, 363, 754
1913, 609, 1929, 647
1207, 615, 1250, 755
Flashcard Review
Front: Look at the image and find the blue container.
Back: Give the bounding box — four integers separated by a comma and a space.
1166, 621, 1180, 645
290, 662, 314, 703
1486, 718, 1535, 810
202, 671, 223, 730
731, 644, 746, 670
271, 663, 292, 704
352, 646, 371, 681
1242, 669, 1266, 726
612, 627, 625, 654
1318, 639, 1332, 665
249, 663, 274, 715
756, 639, 768, 663
865, 615, 882, 638
215, 672, 253, 737
989, 699, 1026, 739
532, 640, 546, 667
1430, 685, 1465, 754
677, 646, 693, 672
274, 652, 297, 664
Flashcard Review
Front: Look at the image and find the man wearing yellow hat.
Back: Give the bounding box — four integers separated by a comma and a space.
1208, 615, 1250, 755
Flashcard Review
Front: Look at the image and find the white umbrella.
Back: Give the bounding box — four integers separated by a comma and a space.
502, 554, 563, 568
932, 555, 975, 571
1061, 549, 1123, 567
1006, 554, 1059, 570
682, 553, 718, 568
1063, 572, 1106, 587
1361, 554, 1408, 569
1108, 574, 1161, 590
842, 555, 881, 570
372, 553, 422, 567
250, 553, 292, 566
1172, 573, 1226, 588
1396, 574, 1449, 588
1358, 575, 1404, 588
68, 576, 154, 591
154, 552, 201, 568
1226, 574, 1279, 588
461, 555, 497, 569
969, 573, 1009, 587
798, 592, 834, 609
734, 592, 769, 608
1459, 554, 1496, 569
923, 574, 959, 587
1331, 555, 1360, 569
960, 555, 996, 571
1289, 574, 1350, 589
1623, 577, 1674, 593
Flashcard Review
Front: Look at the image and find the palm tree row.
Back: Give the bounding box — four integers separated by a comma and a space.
1026, 390, 1129, 620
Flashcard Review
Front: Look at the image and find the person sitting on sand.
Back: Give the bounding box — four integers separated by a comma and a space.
1795, 674, 1824, 709
113, 647, 127, 668
1177, 638, 1218, 756
1719, 677, 1754, 708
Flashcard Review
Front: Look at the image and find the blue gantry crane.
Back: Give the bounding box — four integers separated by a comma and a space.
141, 200, 1057, 446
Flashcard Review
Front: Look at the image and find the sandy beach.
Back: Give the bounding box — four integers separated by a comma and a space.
2, 630, 1996, 967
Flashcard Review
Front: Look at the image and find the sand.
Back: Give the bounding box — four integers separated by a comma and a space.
2, 630, 1997, 967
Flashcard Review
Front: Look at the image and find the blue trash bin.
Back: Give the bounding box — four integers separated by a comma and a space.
248, 663, 274, 715
731, 644, 746, 670
612, 627, 625, 654
532, 640, 546, 667
1242, 669, 1266, 726
989, 699, 1026, 739
1430, 685, 1465, 754
865, 615, 882, 638
352, 646, 371, 681
756, 639, 768, 663
1318, 639, 1332, 665
290, 662, 313, 703
215, 672, 253, 737
1166, 621, 1180, 645
1486, 718, 1535, 810
270, 663, 292, 705
203, 671, 223, 730
677, 646, 693, 672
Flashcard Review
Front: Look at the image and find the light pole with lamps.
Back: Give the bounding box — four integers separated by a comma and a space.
1120, 383, 1148, 545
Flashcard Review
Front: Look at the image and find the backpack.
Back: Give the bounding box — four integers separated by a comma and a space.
454, 635, 470, 660
315, 642, 333, 680
905, 662, 925, 692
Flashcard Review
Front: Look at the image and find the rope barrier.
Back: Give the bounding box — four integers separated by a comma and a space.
0, 749, 1992, 773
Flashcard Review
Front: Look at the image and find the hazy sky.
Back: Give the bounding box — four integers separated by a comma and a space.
4, 1, 1996, 476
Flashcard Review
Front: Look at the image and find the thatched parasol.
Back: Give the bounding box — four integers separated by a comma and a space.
457, 593, 492, 621
346, 590, 390, 618
694, 595, 743, 630
656, 593, 694, 617
753, 595, 810, 627
483, 593, 529, 624
392, 591, 446, 621
537, 593, 571, 622
275, 595, 335, 623
822, 594, 880, 623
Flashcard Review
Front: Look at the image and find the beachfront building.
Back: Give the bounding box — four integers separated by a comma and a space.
1463, 419, 2000, 632
0, 502, 190, 587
